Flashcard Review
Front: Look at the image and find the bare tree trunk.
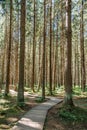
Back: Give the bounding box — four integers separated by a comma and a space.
74, 41, 77, 86
77, 38, 80, 86
14, 41, 19, 90
38, 35, 42, 90
60, 3, 65, 86
54, 19, 59, 90
64, 0, 74, 106
17, 0, 26, 104
5, 0, 13, 96
32, 0, 36, 92
14, 1, 20, 90
80, 0, 86, 91
1, 13, 8, 90
42, 0, 46, 99
49, 0, 52, 95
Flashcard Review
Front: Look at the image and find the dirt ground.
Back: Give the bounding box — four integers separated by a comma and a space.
44, 98, 87, 130
1, 91, 87, 130
0, 92, 40, 129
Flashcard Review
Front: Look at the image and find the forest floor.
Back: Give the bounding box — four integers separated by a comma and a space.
0, 90, 45, 129
44, 96, 87, 130
0, 87, 87, 130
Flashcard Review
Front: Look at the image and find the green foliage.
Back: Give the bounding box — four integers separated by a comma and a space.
73, 86, 82, 95
4, 93, 12, 99
17, 102, 25, 107
0, 106, 19, 116
0, 93, 4, 97
73, 86, 87, 97
35, 97, 46, 103
24, 86, 31, 92
58, 106, 87, 122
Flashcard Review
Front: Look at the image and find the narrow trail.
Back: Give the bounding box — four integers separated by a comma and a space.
12, 97, 62, 130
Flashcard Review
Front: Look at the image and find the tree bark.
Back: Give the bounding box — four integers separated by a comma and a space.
32, 0, 36, 92
64, 0, 74, 106
17, 0, 26, 104
49, 0, 53, 95
5, 0, 13, 96
80, 0, 86, 91
42, 0, 46, 99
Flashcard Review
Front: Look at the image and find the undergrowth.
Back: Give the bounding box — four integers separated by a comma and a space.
35, 97, 47, 103
58, 106, 87, 122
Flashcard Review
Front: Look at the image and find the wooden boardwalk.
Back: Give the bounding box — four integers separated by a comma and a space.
12, 98, 62, 130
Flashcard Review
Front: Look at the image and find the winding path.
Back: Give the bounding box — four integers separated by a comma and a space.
12, 97, 62, 130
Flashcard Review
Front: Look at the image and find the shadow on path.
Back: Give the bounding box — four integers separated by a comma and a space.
12, 98, 62, 130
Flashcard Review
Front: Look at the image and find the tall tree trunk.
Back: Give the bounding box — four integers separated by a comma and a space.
38, 35, 42, 90
64, 0, 73, 106
58, 46, 60, 87
14, 1, 20, 90
49, 0, 52, 95
74, 41, 77, 86
54, 19, 59, 90
42, 0, 46, 99
77, 40, 80, 86
5, 0, 13, 96
17, 0, 26, 104
60, 2, 65, 86
80, 0, 86, 91
14, 41, 19, 90
27, 41, 31, 87
1, 12, 8, 90
32, 0, 36, 92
